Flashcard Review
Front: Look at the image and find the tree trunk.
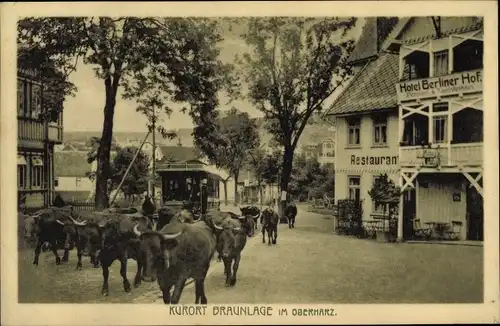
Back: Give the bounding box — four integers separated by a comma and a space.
94, 78, 118, 211
223, 180, 228, 206
258, 180, 263, 209
233, 171, 239, 207
279, 147, 294, 217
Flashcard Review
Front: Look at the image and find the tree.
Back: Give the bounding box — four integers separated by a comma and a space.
197, 108, 260, 206
236, 17, 356, 216
18, 17, 235, 210
109, 146, 150, 202
245, 147, 267, 206
368, 174, 401, 240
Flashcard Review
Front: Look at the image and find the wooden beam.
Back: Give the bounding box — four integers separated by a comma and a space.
463, 172, 483, 197
401, 171, 419, 192
401, 104, 430, 119
431, 17, 442, 38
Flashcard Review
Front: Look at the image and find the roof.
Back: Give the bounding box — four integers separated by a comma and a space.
325, 53, 399, 116
348, 18, 378, 64
348, 17, 399, 64
54, 151, 93, 177
158, 146, 200, 163
383, 17, 483, 49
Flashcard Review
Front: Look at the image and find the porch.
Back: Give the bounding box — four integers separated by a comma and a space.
399, 171, 483, 242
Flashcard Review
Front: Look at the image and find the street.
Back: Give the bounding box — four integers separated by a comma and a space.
18, 206, 483, 304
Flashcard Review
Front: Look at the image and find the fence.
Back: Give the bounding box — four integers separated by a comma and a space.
65, 200, 96, 211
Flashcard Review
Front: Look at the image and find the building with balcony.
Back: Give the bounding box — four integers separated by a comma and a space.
17, 67, 64, 210
324, 17, 400, 221
387, 17, 483, 241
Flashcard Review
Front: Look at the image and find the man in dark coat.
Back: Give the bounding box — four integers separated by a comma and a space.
53, 193, 67, 208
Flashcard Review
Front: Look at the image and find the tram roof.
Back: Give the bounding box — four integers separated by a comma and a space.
156, 160, 229, 180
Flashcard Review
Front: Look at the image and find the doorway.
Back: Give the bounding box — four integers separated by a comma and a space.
402, 188, 417, 239
466, 185, 483, 241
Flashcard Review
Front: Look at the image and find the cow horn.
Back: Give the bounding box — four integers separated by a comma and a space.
69, 216, 87, 226
237, 215, 246, 220
55, 219, 65, 225
98, 221, 107, 228
233, 227, 241, 231
213, 222, 223, 230
133, 224, 142, 237
251, 212, 261, 219
161, 231, 182, 240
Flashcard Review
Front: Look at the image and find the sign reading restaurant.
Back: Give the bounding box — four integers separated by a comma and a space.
396, 69, 482, 101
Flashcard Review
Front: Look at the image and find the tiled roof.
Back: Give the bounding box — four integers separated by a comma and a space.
348, 18, 378, 63
54, 151, 93, 177
348, 17, 399, 64
326, 53, 399, 115
158, 146, 200, 163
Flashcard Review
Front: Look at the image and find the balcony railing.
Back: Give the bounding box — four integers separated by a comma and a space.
18, 118, 45, 142
400, 143, 482, 168
18, 118, 63, 144
48, 124, 63, 143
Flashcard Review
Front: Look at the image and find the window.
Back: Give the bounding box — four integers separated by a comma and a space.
452, 108, 483, 143
372, 115, 388, 145
433, 116, 448, 143
54, 178, 59, 187
31, 156, 44, 188
75, 178, 82, 188
31, 84, 42, 119
402, 51, 430, 81
453, 39, 483, 72
347, 117, 361, 146
17, 79, 25, 116
402, 114, 429, 146
433, 50, 449, 77
348, 176, 361, 203
17, 155, 27, 189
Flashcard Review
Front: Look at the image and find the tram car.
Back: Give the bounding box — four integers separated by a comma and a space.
156, 159, 224, 216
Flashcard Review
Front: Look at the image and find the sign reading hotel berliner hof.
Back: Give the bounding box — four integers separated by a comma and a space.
397, 69, 483, 101
1, 3, 498, 326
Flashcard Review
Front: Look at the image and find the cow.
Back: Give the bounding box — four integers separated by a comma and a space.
133, 218, 217, 304
240, 206, 261, 231
212, 218, 248, 287
31, 206, 80, 266
260, 208, 279, 245
284, 202, 298, 229
205, 210, 254, 262
96, 212, 153, 296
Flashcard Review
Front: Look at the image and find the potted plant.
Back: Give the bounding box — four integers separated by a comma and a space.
368, 174, 401, 243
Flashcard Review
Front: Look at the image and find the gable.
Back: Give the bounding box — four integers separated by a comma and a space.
395, 17, 483, 44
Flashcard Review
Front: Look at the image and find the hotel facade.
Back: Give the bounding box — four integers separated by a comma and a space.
326, 17, 483, 241
388, 17, 483, 241
17, 67, 64, 209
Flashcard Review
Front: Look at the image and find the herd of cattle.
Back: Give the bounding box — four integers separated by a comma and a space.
21, 202, 298, 304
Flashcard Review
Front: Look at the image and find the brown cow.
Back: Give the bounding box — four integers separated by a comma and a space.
134, 219, 216, 304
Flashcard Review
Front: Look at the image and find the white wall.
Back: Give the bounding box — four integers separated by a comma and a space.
334, 110, 400, 220
55, 176, 93, 192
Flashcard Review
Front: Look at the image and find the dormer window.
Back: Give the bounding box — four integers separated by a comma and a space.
453, 39, 483, 72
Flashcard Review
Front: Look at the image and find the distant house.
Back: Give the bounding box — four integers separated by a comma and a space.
54, 151, 95, 201
318, 138, 335, 167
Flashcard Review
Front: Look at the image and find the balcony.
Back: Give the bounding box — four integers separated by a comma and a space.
18, 118, 63, 145
18, 118, 45, 143
48, 124, 63, 143
400, 143, 482, 169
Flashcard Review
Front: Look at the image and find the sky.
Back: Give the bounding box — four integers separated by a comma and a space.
63, 18, 364, 133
